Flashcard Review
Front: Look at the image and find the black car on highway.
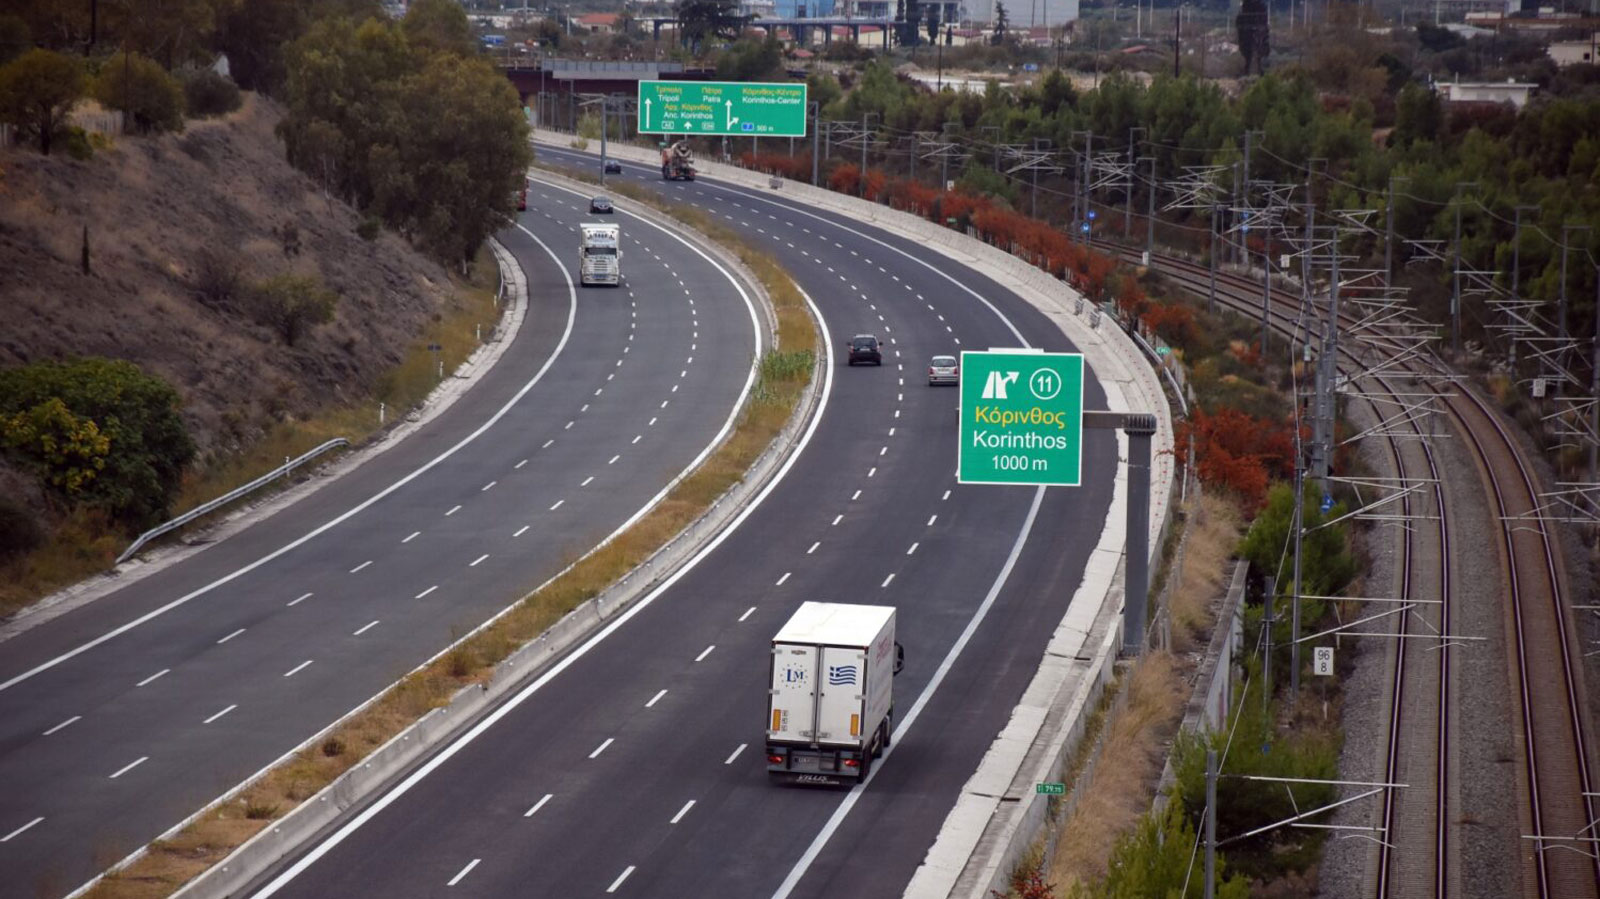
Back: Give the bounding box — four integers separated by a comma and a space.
604, 159, 623, 174
847, 334, 882, 366
589, 195, 613, 214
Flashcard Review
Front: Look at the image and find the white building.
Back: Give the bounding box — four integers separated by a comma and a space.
1548, 35, 1599, 67
1435, 77, 1538, 108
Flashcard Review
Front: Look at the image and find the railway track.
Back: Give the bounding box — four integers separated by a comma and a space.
1103, 242, 1599, 898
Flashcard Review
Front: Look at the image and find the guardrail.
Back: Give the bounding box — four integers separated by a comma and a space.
115, 438, 351, 565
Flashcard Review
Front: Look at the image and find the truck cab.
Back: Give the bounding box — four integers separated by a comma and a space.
579, 223, 621, 287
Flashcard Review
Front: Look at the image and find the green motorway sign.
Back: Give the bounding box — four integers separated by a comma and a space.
1036, 782, 1066, 795
958, 350, 1085, 487
636, 81, 808, 137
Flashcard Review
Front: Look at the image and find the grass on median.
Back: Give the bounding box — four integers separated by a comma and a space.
82, 181, 817, 899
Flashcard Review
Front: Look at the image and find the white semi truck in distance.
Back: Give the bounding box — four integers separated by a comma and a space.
579, 223, 621, 286
766, 602, 900, 785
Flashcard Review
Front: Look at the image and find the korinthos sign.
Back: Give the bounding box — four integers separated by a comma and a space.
636, 81, 808, 137
958, 350, 1085, 486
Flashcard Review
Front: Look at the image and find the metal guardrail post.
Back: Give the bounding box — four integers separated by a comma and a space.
116, 438, 351, 564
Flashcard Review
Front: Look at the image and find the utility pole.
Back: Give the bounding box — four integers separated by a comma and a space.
1592, 266, 1600, 484
811, 101, 821, 187
1173, 5, 1181, 77
1451, 182, 1477, 358
1291, 464, 1304, 704
1261, 229, 1272, 358
1125, 127, 1144, 239
1208, 203, 1218, 312
860, 112, 877, 197
1560, 224, 1590, 341
983, 125, 1002, 172
1263, 574, 1275, 715
1031, 137, 1051, 219
1385, 176, 1407, 288
1143, 155, 1156, 265
909, 131, 918, 182
1230, 161, 1242, 266
1512, 204, 1538, 299
599, 95, 609, 187
1081, 130, 1093, 244
1204, 749, 1218, 899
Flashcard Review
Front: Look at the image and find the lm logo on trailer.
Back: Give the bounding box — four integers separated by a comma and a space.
981, 370, 1020, 399
827, 665, 858, 686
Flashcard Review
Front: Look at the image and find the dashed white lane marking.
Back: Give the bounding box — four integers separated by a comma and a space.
542, 439, 554, 449
880, 446, 888, 456
514, 525, 530, 537
632, 435, 642, 444
660, 399, 670, 409
670, 800, 696, 824
607, 866, 636, 893
136, 669, 169, 687
807, 542, 820, 554
550, 500, 564, 511
446, 859, 480, 887
1, 817, 43, 842
608, 455, 620, 465
445, 506, 461, 517
907, 542, 919, 555
349, 561, 373, 574
881, 574, 896, 588
739, 606, 756, 622
217, 628, 245, 644
589, 738, 614, 759
928, 514, 939, 526
564, 421, 574, 430
353, 620, 380, 636
646, 689, 667, 708
481, 481, 496, 492
581, 476, 595, 487
203, 704, 237, 725
868, 467, 877, 478
694, 645, 715, 662
109, 756, 148, 779
942, 489, 951, 501
851, 490, 861, 500
725, 743, 747, 765
649, 417, 658, 426
581, 404, 591, 413
283, 660, 313, 678
515, 459, 528, 469
417, 585, 438, 599
832, 514, 843, 526
43, 716, 80, 736
288, 592, 315, 608
524, 794, 553, 817
889, 427, 897, 436
776, 572, 791, 586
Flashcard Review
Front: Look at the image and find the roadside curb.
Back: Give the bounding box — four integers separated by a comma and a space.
163, 199, 824, 899
533, 132, 1176, 899
0, 239, 527, 647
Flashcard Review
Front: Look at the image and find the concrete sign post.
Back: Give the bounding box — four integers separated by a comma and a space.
636, 81, 808, 137
957, 350, 1085, 487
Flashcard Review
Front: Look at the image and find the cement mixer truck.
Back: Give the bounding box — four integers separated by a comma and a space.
661, 139, 696, 181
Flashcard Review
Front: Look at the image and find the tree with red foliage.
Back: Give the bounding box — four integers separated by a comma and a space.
1143, 301, 1197, 347
828, 162, 861, 195
1175, 407, 1295, 510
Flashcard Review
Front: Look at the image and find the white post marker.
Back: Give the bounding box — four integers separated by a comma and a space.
1314, 646, 1334, 676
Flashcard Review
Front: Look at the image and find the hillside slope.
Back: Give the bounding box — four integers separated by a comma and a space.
0, 94, 461, 462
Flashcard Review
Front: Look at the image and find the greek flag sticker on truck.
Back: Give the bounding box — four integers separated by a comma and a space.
827, 665, 858, 686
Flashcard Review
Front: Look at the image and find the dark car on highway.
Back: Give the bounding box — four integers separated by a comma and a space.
604, 159, 623, 174
847, 334, 882, 366
590, 195, 613, 214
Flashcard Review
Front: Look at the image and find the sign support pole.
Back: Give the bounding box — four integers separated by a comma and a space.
1085, 410, 1157, 654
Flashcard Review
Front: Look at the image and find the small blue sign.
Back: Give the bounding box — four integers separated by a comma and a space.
1023, 63, 1040, 72
1080, 222, 1090, 233
1087, 209, 1097, 220
1320, 494, 1334, 514
741, 122, 755, 132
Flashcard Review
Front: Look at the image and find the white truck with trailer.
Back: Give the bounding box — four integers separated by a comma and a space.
766, 602, 900, 785
579, 223, 621, 287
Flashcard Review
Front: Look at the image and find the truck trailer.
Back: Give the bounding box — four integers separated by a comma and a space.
578, 222, 621, 286
766, 602, 900, 785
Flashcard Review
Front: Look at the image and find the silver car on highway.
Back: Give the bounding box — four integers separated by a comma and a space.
928, 354, 959, 386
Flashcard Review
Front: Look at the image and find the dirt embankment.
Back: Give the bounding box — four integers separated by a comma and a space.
0, 93, 457, 463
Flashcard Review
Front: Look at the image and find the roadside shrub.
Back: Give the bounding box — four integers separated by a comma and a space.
1063, 801, 1251, 898
320, 737, 346, 757
182, 68, 241, 118
248, 274, 339, 346
356, 216, 382, 241
0, 495, 43, 562
93, 52, 184, 134
192, 245, 246, 311
244, 801, 279, 820
59, 125, 93, 159
0, 359, 195, 531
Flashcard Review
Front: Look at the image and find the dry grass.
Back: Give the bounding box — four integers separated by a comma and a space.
82, 195, 816, 899
1047, 653, 1188, 894
0, 250, 501, 622
1043, 494, 1245, 896
1167, 494, 1244, 652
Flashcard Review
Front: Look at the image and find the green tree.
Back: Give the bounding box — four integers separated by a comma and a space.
0, 359, 195, 530
182, 68, 241, 117
0, 398, 111, 495
250, 274, 339, 346
98, 0, 230, 69
991, 0, 1009, 46
925, 6, 940, 46
1391, 81, 1442, 149
1238, 482, 1357, 600
676, 0, 745, 48
716, 35, 784, 81
94, 51, 185, 134
1236, 0, 1269, 75
0, 47, 85, 155
1064, 802, 1251, 899
403, 0, 477, 58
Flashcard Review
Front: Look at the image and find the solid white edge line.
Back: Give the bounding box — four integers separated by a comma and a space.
0, 228, 584, 697
247, 285, 833, 899
446, 858, 480, 886
768, 486, 1047, 899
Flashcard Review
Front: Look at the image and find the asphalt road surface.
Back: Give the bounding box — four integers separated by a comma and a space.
0, 189, 761, 898
246, 152, 1118, 899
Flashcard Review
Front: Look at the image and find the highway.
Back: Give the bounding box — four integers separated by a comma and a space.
246, 150, 1120, 898
0, 192, 761, 897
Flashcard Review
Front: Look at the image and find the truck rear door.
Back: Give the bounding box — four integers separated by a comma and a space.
769, 643, 818, 741
816, 646, 867, 746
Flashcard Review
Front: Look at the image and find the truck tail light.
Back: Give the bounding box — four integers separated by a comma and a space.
767, 754, 785, 765
843, 758, 860, 768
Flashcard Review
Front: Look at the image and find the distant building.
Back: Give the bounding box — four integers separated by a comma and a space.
575, 12, 620, 33
1548, 34, 1599, 66
1435, 77, 1538, 108
772, 0, 835, 16
973, 0, 1078, 27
